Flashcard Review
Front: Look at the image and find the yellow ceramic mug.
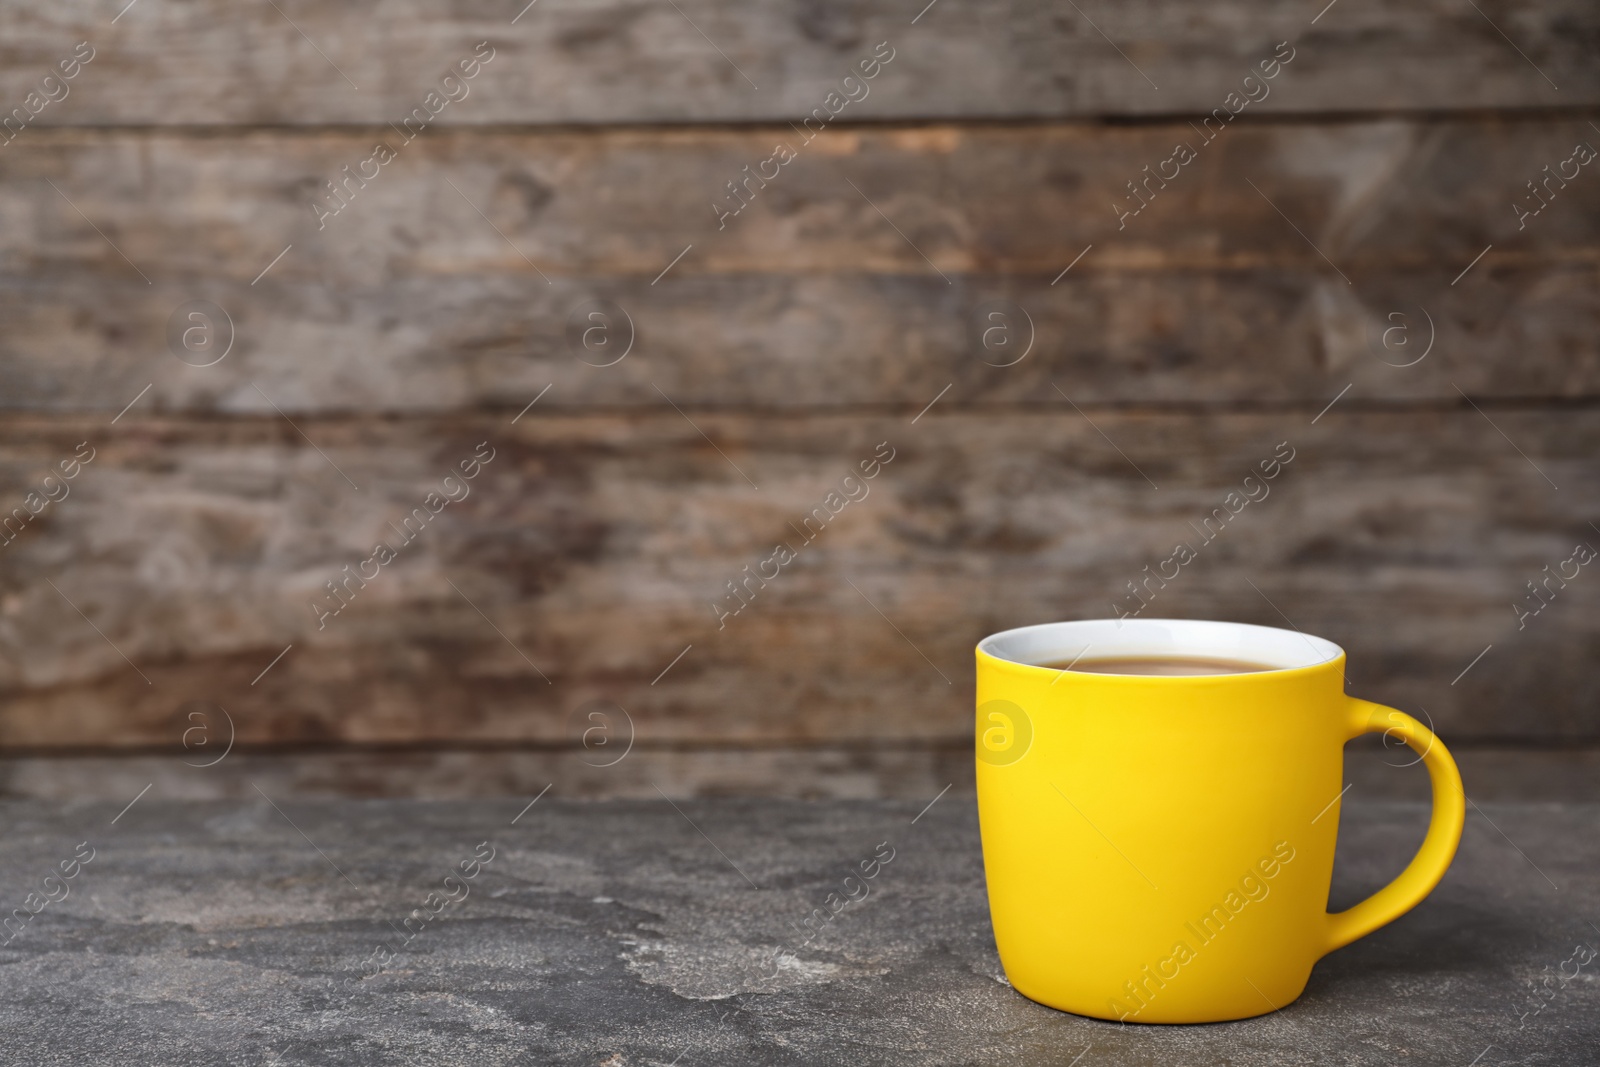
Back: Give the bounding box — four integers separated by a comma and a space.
974, 618, 1464, 1023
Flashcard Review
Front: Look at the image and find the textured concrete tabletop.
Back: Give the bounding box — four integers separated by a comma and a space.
0, 796, 1595, 1066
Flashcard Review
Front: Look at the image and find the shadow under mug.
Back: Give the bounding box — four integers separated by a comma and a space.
974, 618, 1465, 1024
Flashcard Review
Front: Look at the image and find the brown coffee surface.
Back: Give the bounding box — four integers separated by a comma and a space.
1041, 655, 1275, 676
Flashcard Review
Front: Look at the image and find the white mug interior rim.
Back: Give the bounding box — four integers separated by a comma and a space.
977, 618, 1343, 675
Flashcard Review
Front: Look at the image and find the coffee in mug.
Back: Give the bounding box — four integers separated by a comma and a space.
1041, 655, 1274, 676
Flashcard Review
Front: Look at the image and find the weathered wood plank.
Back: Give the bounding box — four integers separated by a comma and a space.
2, 119, 1597, 412
0, 408, 1593, 751
9, 122, 1596, 279
10, 267, 1598, 414
0, 746, 1594, 801
0, 0, 1593, 125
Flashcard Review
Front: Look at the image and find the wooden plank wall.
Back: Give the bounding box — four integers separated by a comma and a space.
0, 1, 1596, 785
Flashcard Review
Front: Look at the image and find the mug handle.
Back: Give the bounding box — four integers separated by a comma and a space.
1323, 698, 1466, 954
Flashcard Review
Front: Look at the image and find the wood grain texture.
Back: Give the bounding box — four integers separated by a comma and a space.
0, 407, 1593, 751
0, 2, 1594, 765
0, 0, 1593, 124
4, 746, 1597, 801
2, 119, 1597, 413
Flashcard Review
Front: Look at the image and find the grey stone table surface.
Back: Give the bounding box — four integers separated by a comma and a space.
0, 796, 1596, 1066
